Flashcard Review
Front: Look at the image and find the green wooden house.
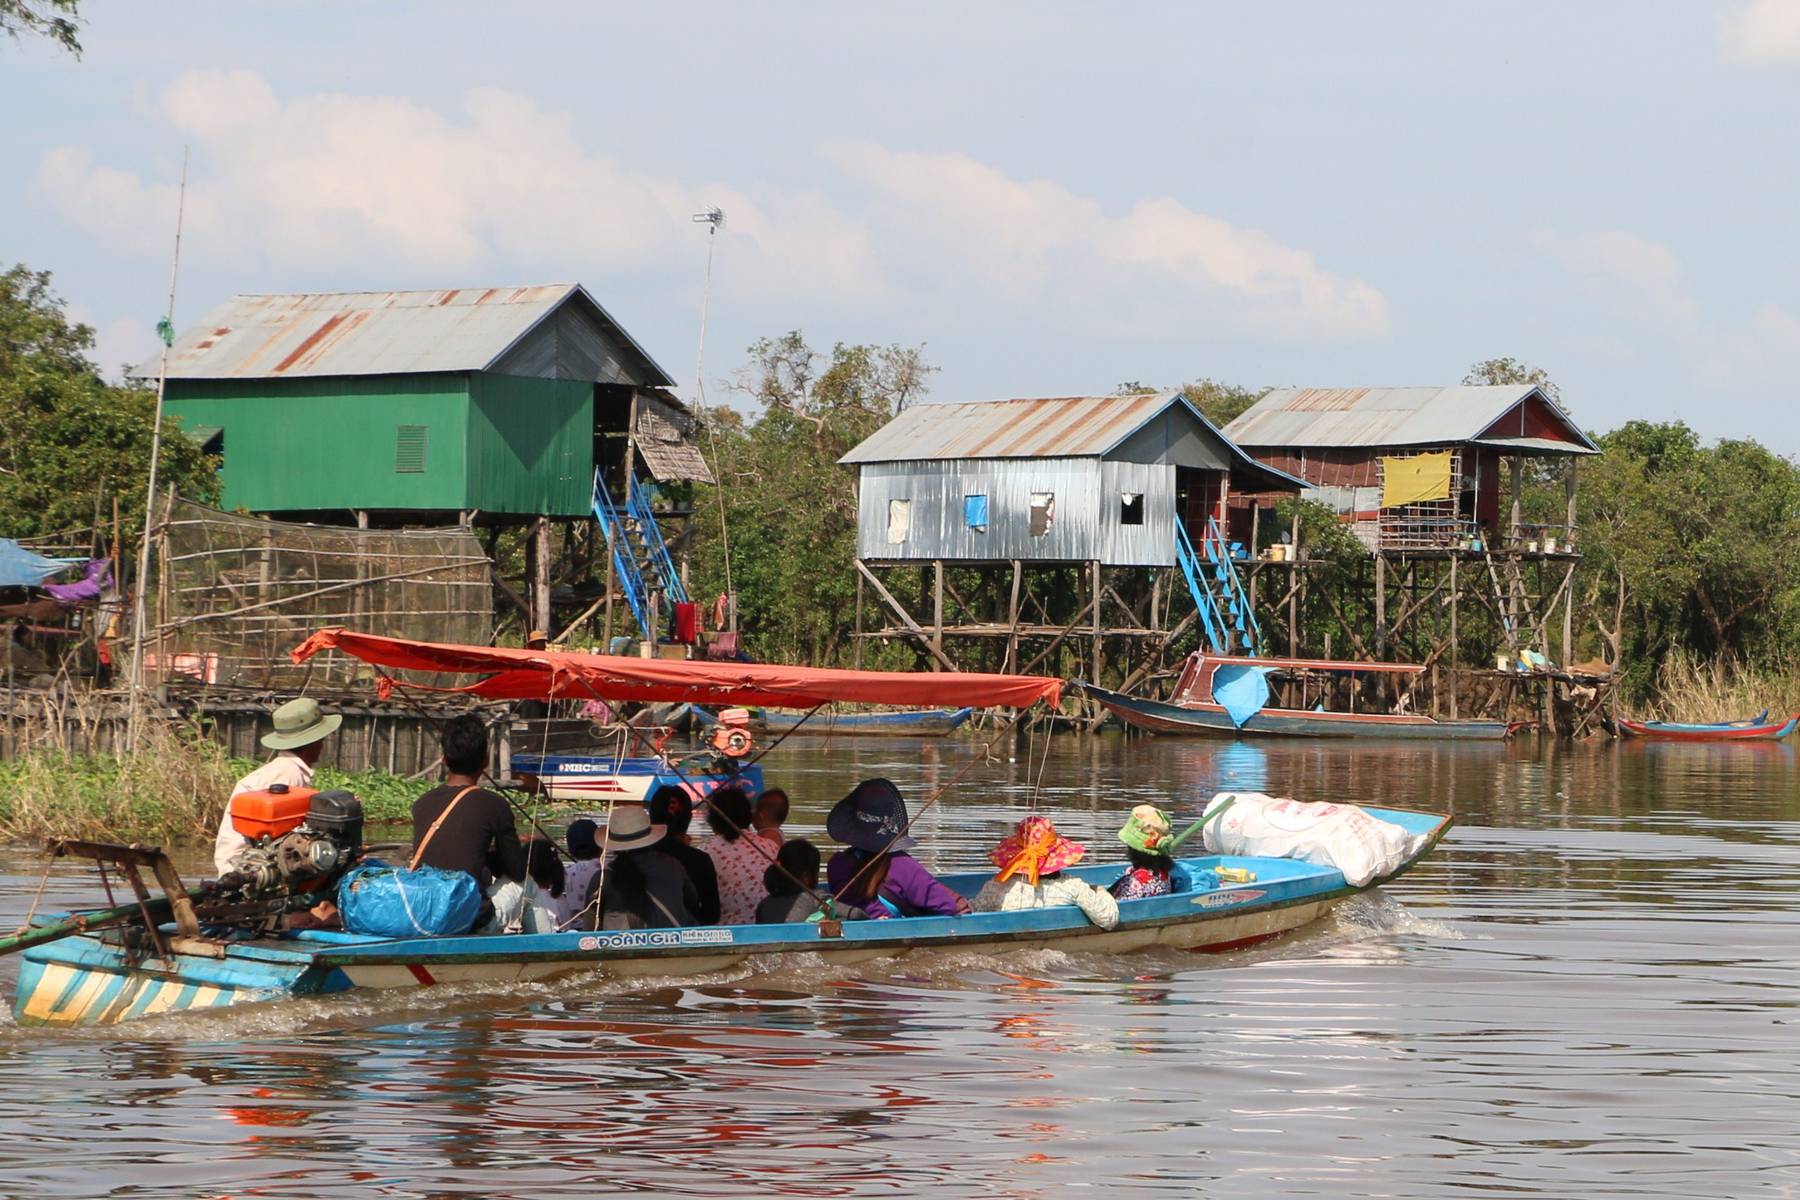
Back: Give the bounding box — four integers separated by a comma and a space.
156, 285, 683, 522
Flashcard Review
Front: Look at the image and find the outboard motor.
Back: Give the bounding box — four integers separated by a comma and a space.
217, 784, 366, 899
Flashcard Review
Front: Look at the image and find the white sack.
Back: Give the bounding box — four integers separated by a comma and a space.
1200, 792, 1427, 887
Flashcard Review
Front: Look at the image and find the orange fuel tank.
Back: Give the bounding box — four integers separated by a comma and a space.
229, 784, 317, 841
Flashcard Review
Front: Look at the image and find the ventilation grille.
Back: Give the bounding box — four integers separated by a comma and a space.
395, 425, 428, 473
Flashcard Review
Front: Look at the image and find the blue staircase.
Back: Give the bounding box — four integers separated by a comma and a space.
1174, 517, 1262, 656
593, 473, 688, 639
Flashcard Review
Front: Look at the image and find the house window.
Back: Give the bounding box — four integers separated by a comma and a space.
964, 493, 989, 532
1029, 491, 1055, 537
395, 425, 428, 473
1120, 492, 1144, 525
887, 498, 911, 544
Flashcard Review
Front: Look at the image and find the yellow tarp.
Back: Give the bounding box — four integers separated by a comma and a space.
1380, 451, 1453, 507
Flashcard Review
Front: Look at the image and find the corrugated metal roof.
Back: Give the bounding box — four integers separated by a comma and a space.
1225, 386, 1599, 453
1473, 435, 1599, 456
145, 284, 673, 385
841, 392, 1189, 463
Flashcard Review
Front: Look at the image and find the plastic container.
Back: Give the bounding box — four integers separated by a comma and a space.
230, 783, 317, 841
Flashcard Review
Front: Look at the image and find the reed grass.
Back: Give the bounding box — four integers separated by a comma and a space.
0, 721, 420, 847
1636, 651, 1800, 724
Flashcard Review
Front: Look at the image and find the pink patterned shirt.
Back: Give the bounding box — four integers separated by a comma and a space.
704, 833, 772, 926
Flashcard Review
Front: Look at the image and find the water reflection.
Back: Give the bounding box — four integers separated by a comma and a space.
0, 733, 1797, 1197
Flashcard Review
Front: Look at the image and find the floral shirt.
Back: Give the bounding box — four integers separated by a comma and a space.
1111, 863, 1194, 901
704, 833, 772, 926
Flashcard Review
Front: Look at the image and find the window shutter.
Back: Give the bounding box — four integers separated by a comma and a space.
395, 425, 428, 473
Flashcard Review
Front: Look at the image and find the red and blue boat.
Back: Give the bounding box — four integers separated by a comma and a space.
1616, 711, 1799, 742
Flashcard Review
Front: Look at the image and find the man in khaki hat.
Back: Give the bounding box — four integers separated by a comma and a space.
212, 697, 343, 875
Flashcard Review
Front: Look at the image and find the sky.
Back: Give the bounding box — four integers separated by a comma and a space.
4, 1, 1800, 452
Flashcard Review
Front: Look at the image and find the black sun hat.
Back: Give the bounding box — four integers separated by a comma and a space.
826, 778, 918, 853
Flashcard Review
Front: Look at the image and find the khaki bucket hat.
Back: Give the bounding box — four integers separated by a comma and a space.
261, 697, 343, 750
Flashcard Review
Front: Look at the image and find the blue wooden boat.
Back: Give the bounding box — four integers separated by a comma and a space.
1086, 653, 1510, 741
509, 753, 763, 804
5, 630, 1451, 1027
11, 805, 1451, 1026
695, 706, 975, 737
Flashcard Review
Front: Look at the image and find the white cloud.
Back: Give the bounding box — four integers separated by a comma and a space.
1720, 0, 1800, 65
38, 70, 879, 304
38, 70, 1389, 345
822, 141, 1391, 342
1701, 303, 1800, 389
1532, 229, 1697, 327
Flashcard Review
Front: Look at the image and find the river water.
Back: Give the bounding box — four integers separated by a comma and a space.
0, 732, 1796, 1198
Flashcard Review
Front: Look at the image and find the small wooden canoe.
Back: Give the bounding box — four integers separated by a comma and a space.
1616, 713, 1799, 742
1084, 682, 1510, 741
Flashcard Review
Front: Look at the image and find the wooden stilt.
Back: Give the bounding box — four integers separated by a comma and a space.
931, 559, 944, 672
854, 566, 865, 670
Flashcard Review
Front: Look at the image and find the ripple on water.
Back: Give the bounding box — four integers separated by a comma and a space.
0, 734, 1797, 1198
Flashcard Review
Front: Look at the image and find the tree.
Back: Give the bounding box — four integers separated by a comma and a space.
1463, 356, 1562, 405
0, 265, 217, 548
1, 0, 80, 56
1183, 378, 1263, 427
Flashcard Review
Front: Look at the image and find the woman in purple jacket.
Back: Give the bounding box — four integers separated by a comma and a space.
824, 779, 971, 918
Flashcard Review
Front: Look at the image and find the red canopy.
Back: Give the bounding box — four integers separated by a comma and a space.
292, 629, 1063, 711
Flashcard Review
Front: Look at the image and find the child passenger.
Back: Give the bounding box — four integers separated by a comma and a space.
755, 838, 868, 924
973, 816, 1119, 929
1110, 805, 1193, 900
752, 788, 789, 847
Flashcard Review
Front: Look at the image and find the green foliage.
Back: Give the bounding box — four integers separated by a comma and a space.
0, 0, 79, 56
0, 265, 218, 545
1579, 420, 1800, 698
1183, 378, 1263, 428
1463, 356, 1562, 405
687, 333, 934, 666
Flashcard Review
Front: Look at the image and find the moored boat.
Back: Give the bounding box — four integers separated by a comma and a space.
509, 752, 763, 804
1085, 653, 1510, 741
1616, 712, 1798, 742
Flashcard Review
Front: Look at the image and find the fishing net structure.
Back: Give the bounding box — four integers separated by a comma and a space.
149, 497, 492, 692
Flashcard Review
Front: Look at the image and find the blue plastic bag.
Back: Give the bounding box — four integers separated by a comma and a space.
337, 859, 481, 938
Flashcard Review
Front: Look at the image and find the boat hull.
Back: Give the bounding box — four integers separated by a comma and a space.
1085, 683, 1509, 741
13, 807, 1450, 1027
1616, 714, 1799, 742
509, 755, 764, 804
697, 707, 975, 737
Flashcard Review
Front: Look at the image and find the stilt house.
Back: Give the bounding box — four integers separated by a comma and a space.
841, 392, 1301, 565
1223, 385, 1598, 552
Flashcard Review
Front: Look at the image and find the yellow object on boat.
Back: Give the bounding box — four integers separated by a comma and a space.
1214, 866, 1256, 884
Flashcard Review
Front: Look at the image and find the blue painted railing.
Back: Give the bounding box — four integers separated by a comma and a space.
1175, 519, 1229, 654
1204, 516, 1262, 657
1174, 517, 1262, 657
627, 474, 688, 605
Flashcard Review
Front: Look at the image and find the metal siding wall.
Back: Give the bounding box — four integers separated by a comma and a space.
165, 375, 470, 512
465, 374, 595, 516
856, 459, 1109, 562
1099, 461, 1176, 566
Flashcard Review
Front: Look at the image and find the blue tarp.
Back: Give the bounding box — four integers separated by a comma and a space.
0, 539, 80, 588
1212, 664, 1273, 729
963, 494, 989, 531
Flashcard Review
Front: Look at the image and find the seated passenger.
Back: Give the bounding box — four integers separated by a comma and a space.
702, 785, 770, 925
756, 838, 868, 924
825, 779, 971, 918
553, 818, 603, 928
411, 714, 527, 932
649, 787, 721, 925
973, 816, 1119, 929
1109, 805, 1193, 901
595, 808, 698, 930
491, 836, 564, 933
752, 787, 790, 847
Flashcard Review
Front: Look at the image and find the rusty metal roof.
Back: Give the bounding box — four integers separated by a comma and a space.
1225, 385, 1599, 453
841, 392, 1193, 463
145, 284, 673, 385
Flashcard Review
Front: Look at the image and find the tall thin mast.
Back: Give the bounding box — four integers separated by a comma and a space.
126, 146, 189, 751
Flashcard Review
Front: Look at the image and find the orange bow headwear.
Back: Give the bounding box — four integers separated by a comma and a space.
990, 815, 1086, 886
